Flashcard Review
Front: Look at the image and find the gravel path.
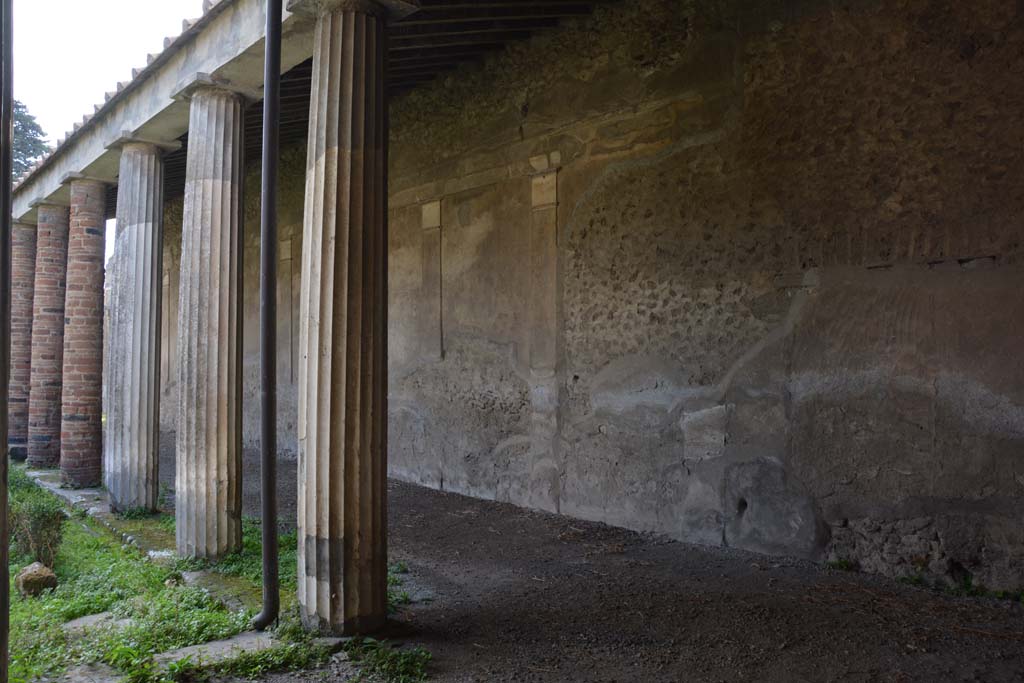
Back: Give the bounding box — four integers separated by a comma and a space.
238, 480, 1024, 683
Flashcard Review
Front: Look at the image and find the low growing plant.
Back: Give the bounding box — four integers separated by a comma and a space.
9, 471, 65, 566
344, 638, 431, 683
173, 517, 299, 590
117, 507, 157, 521
826, 559, 858, 572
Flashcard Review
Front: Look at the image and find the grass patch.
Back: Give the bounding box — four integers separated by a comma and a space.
9, 467, 65, 567
895, 570, 1024, 605
344, 638, 432, 683
10, 473, 432, 683
167, 519, 413, 612
388, 562, 412, 613
825, 559, 858, 572
173, 640, 332, 681
173, 517, 299, 591
118, 507, 158, 521
163, 616, 333, 683
95, 586, 251, 661
8, 473, 251, 683
897, 573, 928, 588
944, 575, 1024, 603
157, 513, 176, 534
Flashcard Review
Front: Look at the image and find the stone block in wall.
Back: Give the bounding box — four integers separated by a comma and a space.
680, 405, 728, 462
723, 458, 828, 560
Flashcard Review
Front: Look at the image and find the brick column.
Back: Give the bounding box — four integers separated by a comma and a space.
289, 0, 415, 635
59, 178, 108, 487
27, 203, 70, 468
175, 83, 245, 559
9, 222, 37, 460
105, 143, 165, 511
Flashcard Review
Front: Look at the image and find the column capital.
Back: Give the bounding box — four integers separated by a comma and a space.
172, 72, 261, 103
28, 196, 70, 210
60, 172, 113, 188
107, 132, 181, 153
287, 0, 418, 20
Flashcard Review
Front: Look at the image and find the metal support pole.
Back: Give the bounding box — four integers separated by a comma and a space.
0, 0, 13, 675
253, 0, 282, 632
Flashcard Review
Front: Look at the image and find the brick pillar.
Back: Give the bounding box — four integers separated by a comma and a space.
175, 83, 244, 559
105, 143, 165, 511
60, 178, 107, 487
27, 203, 70, 468
289, 0, 415, 635
9, 222, 37, 460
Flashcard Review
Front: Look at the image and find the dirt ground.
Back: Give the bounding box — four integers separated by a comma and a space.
157, 446, 1024, 681
214, 473, 1022, 683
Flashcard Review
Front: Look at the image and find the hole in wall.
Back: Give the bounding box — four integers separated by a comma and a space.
737, 498, 748, 516
949, 560, 973, 588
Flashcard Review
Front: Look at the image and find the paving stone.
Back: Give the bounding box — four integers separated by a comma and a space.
62, 612, 133, 636
181, 570, 262, 612
60, 662, 121, 683
153, 631, 275, 667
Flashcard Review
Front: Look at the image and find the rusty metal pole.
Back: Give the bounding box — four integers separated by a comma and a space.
0, 0, 14, 676
253, 0, 282, 631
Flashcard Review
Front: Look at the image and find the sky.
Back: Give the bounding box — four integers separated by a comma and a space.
13, 0, 204, 262
14, 0, 203, 144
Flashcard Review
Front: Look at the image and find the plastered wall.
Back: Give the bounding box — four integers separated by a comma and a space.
158, 0, 1024, 589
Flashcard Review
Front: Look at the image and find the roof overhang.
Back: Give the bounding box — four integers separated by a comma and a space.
13, 0, 607, 221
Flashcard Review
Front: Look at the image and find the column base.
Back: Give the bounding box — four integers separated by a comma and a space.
61, 472, 102, 490
300, 612, 387, 637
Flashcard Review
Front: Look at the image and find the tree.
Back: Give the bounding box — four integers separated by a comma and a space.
12, 100, 48, 180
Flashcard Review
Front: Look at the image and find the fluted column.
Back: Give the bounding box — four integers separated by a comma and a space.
105, 143, 165, 510
290, 0, 415, 635
60, 178, 107, 487
27, 203, 70, 468
8, 221, 37, 460
175, 84, 244, 559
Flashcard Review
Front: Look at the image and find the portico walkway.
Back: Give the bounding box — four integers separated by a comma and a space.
275, 481, 1024, 682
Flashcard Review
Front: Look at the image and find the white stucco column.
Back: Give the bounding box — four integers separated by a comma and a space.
289, 0, 416, 634
175, 82, 245, 559
104, 141, 169, 511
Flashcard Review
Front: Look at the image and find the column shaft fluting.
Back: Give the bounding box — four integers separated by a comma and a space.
105, 143, 164, 510
27, 204, 70, 468
9, 222, 37, 460
296, 1, 389, 635
176, 86, 244, 559
60, 179, 107, 487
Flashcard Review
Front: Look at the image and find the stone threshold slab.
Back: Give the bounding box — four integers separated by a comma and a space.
58, 635, 346, 682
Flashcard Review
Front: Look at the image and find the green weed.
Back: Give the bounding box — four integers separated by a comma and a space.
8, 477, 249, 683
825, 559, 858, 572
898, 573, 927, 587
173, 518, 299, 590
117, 507, 157, 521
344, 637, 431, 683
9, 472, 65, 566
8, 473, 431, 683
